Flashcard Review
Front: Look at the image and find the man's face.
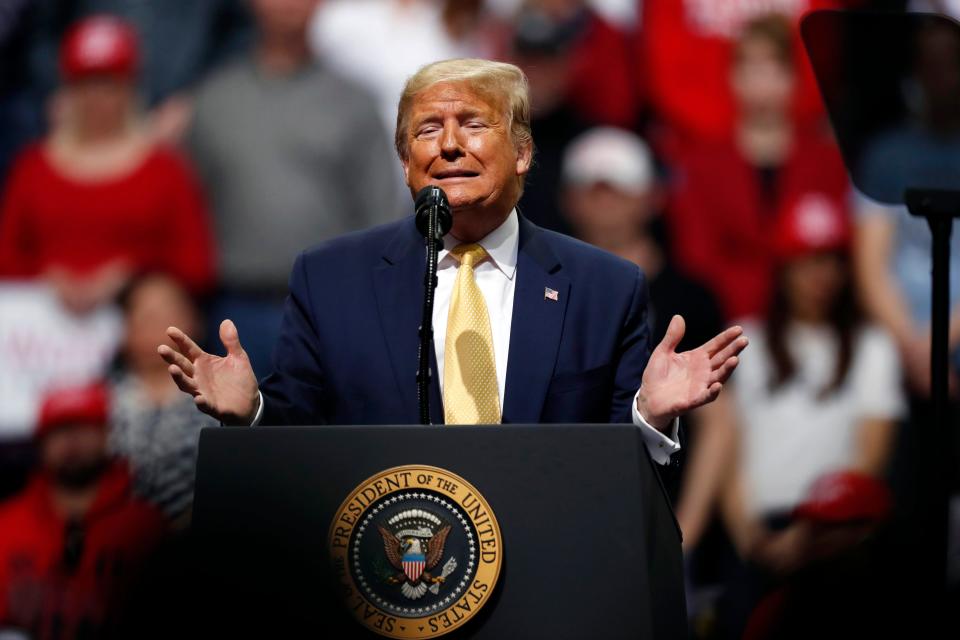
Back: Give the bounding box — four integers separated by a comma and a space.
783, 252, 847, 320
41, 424, 108, 490
66, 76, 134, 135
564, 182, 653, 240
731, 37, 794, 117
251, 0, 320, 38
401, 82, 532, 217
125, 276, 199, 374
514, 52, 570, 118
915, 24, 960, 114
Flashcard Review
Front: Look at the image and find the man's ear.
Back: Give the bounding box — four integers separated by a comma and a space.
515, 140, 533, 177
401, 154, 411, 185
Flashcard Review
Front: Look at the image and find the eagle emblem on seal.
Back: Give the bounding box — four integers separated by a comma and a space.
377, 509, 455, 600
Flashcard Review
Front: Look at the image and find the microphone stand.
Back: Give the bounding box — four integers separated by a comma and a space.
418, 204, 442, 425
906, 188, 959, 592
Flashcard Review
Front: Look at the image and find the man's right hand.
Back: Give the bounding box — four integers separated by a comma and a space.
158, 319, 260, 425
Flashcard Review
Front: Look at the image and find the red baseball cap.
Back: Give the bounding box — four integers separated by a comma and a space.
792, 470, 893, 523
36, 382, 110, 440
773, 192, 851, 261
60, 15, 139, 82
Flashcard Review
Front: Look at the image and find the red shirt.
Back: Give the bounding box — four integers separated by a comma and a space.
667, 133, 849, 320
566, 13, 641, 128
0, 462, 166, 639
0, 144, 216, 293
641, 0, 848, 145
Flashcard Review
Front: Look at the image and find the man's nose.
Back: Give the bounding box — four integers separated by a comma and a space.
439, 123, 464, 159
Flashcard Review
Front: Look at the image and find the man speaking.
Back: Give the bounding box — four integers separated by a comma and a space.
158, 59, 747, 465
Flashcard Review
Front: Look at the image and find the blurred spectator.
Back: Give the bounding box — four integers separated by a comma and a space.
509, 0, 640, 128
310, 0, 496, 160
509, 4, 589, 233
561, 127, 736, 621
640, 0, 845, 150
0, 383, 166, 639
718, 196, 903, 637
23, 0, 251, 142
0, 16, 217, 314
506, 1, 641, 235
562, 127, 724, 358
667, 14, 849, 321
108, 274, 217, 530
187, 0, 400, 377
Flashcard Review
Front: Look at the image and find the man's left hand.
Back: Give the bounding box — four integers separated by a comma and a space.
636, 315, 748, 431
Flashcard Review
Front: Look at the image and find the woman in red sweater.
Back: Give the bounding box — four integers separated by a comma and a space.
666, 14, 849, 322
0, 16, 215, 313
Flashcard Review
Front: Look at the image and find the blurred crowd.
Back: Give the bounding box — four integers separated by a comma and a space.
0, 0, 958, 638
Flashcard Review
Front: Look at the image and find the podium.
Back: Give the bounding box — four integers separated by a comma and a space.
192, 424, 686, 638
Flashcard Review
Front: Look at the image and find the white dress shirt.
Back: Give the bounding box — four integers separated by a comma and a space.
253, 209, 680, 464
433, 206, 518, 408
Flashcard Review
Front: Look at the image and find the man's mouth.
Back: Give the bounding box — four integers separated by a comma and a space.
433, 169, 480, 179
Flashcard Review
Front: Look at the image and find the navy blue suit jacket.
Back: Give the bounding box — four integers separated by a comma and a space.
259, 214, 653, 427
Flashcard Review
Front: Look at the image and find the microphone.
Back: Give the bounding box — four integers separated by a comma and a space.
414, 185, 453, 240
413, 185, 451, 425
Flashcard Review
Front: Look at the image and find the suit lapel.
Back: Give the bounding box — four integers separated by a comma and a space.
502, 217, 569, 423
373, 219, 444, 424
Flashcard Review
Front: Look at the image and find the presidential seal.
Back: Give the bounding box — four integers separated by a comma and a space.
329, 465, 502, 639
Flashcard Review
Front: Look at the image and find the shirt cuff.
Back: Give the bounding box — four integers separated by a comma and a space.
250, 390, 265, 426
631, 388, 681, 465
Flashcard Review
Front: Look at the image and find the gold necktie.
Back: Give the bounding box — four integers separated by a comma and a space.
443, 243, 501, 425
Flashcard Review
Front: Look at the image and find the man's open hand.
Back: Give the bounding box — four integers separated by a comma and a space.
636, 315, 748, 430
158, 319, 260, 425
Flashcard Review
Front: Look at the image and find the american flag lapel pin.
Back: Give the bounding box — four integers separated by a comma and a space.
544, 287, 559, 302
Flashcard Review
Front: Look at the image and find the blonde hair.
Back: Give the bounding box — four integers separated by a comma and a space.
394, 58, 533, 160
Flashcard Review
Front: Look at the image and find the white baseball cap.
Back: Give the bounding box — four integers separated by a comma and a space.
562, 127, 655, 195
